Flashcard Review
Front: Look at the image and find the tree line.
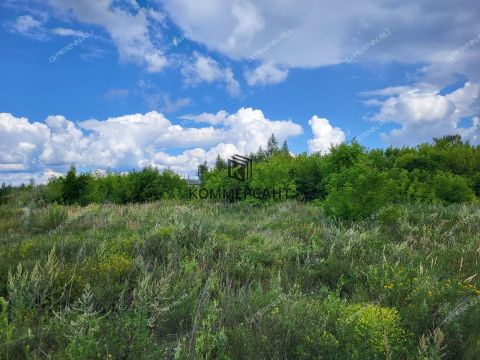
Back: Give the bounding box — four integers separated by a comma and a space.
2, 134, 479, 220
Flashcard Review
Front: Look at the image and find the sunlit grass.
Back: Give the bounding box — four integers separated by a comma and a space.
0, 201, 479, 359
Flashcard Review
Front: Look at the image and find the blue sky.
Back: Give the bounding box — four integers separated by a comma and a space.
1, 0, 479, 184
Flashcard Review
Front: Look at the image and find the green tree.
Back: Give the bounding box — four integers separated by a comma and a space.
323, 141, 366, 175
248, 153, 296, 203
45, 177, 65, 204
62, 165, 90, 205
472, 173, 480, 197
267, 133, 279, 157
214, 155, 227, 171
434, 134, 463, 149
281, 140, 290, 155
197, 161, 209, 184
294, 154, 326, 201
254, 146, 268, 162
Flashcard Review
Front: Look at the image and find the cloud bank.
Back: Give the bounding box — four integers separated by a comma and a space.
0, 108, 304, 184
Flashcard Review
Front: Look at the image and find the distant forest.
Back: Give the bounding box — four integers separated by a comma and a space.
2, 134, 479, 220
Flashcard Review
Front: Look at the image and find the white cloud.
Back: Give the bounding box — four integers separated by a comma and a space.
144, 93, 192, 113
182, 54, 223, 84
360, 85, 427, 97
11, 15, 46, 39
162, 0, 480, 72
40, 115, 90, 166
0, 113, 49, 168
0, 108, 302, 183
161, 0, 480, 108
143, 144, 239, 176
181, 53, 241, 96
51, 27, 91, 37
226, 1, 265, 49
223, 68, 241, 97
307, 116, 346, 154
181, 110, 229, 125
47, 0, 167, 72
245, 62, 289, 86
367, 82, 480, 146
10, 0, 479, 97
0, 169, 64, 186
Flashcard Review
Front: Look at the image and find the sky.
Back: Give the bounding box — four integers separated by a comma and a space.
1, 0, 479, 185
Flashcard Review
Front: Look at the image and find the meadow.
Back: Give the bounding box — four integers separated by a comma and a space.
1, 200, 479, 359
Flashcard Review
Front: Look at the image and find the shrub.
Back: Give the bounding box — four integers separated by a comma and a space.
324, 163, 405, 220
377, 205, 405, 237
341, 302, 405, 358
433, 172, 476, 204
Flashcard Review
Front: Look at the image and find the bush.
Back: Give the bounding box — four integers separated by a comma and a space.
324, 163, 405, 220
377, 205, 404, 237
433, 172, 476, 204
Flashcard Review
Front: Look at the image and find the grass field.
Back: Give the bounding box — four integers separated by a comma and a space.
1, 201, 480, 359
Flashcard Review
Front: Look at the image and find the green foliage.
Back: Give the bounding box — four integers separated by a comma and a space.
247, 153, 296, 202
198, 161, 209, 184
1, 135, 479, 217
43, 176, 64, 203
432, 172, 476, 204
0, 296, 15, 358
281, 139, 290, 154
30, 204, 68, 233
377, 205, 405, 236
1, 135, 480, 358
57, 287, 104, 359
472, 173, 480, 197
1, 201, 479, 358
324, 162, 407, 220
215, 155, 227, 171
323, 140, 366, 174
0, 183, 14, 204
294, 154, 326, 201
267, 133, 280, 157
41, 165, 189, 206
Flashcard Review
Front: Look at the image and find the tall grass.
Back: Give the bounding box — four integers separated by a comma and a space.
0, 201, 479, 359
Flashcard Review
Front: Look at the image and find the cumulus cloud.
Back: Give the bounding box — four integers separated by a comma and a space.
181, 111, 230, 126
0, 108, 302, 184
40, 115, 90, 166
47, 0, 167, 72
0, 113, 49, 168
0, 169, 64, 186
366, 82, 480, 146
245, 62, 289, 86
181, 53, 241, 96
307, 116, 346, 154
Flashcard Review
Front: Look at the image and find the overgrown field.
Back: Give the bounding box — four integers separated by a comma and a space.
1, 201, 480, 359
